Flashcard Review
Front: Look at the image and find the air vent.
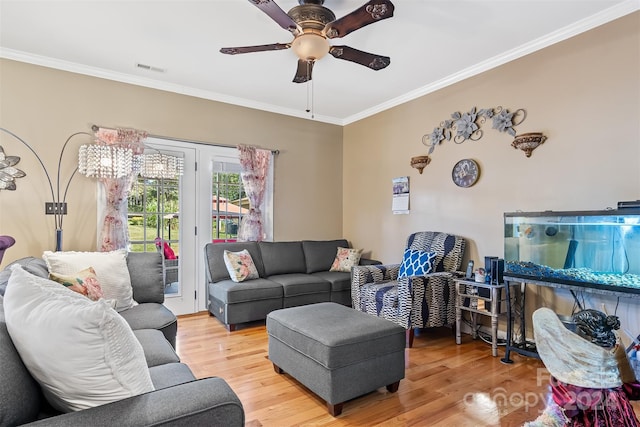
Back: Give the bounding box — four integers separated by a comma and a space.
135, 63, 166, 73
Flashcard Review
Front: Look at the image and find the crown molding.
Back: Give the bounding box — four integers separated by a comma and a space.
342, 0, 639, 125
2, 0, 637, 127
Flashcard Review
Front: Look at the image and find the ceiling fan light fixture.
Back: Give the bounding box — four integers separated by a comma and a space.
291, 31, 329, 61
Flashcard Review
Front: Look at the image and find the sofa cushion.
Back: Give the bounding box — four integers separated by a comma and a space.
0, 295, 42, 426
267, 274, 331, 297
148, 363, 197, 391
127, 251, 164, 304
119, 303, 178, 348
133, 329, 180, 367
311, 271, 351, 292
259, 242, 306, 276
302, 239, 349, 273
210, 278, 283, 304
205, 242, 265, 283
43, 249, 136, 312
4, 266, 154, 412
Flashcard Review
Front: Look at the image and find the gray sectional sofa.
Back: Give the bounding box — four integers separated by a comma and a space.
204, 239, 379, 331
0, 252, 244, 427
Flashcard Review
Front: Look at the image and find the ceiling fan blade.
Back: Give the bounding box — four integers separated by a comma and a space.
293, 59, 314, 83
324, 0, 394, 39
220, 43, 290, 55
248, 0, 299, 34
329, 45, 390, 70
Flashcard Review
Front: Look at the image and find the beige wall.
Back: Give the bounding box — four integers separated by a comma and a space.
0, 59, 344, 262
343, 13, 640, 331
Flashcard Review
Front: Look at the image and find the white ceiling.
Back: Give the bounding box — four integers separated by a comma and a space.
0, 1, 637, 125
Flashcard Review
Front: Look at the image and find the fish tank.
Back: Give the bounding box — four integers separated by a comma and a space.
504, 208, 640, 295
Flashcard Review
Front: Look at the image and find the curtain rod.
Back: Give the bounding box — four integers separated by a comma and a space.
90, 125, 280, 155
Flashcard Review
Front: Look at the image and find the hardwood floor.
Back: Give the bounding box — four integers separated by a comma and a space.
175, 311, 563, 426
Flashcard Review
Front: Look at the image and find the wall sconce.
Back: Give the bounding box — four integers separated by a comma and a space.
512, 132, 547, 158
410, 155, 431, 174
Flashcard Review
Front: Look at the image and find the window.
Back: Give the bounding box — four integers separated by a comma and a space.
127, 176, 180, 295
128, 177, 180, 254
212, 162, 247, 242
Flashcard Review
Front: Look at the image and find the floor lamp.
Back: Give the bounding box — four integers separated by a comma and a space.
0, 128, 92, 251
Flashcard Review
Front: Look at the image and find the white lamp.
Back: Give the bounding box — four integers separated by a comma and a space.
291, 30, 329, 61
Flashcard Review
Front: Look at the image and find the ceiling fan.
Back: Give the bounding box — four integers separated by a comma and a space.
220, 0, 394, 83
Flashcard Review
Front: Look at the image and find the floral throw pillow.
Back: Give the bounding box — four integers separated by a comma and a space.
49, 267, 104, 301
329, 247, 363, 272
398, 248, 437, 278
223, 249, 259, 283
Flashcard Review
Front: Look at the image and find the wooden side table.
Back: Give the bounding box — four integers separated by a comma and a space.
454, 278, 512, 357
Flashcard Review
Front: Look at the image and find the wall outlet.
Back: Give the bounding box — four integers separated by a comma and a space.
45, 202, 67, 215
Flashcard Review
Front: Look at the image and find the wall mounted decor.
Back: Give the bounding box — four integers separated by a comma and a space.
422, 106, 527, 154
512, 132, 547, 157
0, 145, 26, 191
410, 155, 431, 174
452, 158, 480, 188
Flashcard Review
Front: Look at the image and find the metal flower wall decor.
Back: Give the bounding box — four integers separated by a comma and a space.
422, 106, 526, 154
0, 145, 26, 191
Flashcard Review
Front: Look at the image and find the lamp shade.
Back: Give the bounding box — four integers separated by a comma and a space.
78, 144, 134, 178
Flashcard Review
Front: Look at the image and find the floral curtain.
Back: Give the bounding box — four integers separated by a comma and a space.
94, 127, 147, 252
237, 144, 271, 242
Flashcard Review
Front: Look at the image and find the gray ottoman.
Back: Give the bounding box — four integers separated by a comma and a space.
266, 302, 405, 416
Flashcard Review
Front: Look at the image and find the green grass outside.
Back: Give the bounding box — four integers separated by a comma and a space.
127, 221, 237, 254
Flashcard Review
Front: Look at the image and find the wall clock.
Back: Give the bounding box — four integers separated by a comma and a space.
452, 159, 480, 188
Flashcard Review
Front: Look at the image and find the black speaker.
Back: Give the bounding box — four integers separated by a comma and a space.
484, 256, 498, 282
490, 258, 504, 285
478, 257, 504, 313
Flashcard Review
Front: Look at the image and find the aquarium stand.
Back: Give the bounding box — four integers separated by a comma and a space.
501, 276, 540, 364
501, 274, 640, 364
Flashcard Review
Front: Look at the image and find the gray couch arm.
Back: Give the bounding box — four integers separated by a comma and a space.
25, 377, 244, 427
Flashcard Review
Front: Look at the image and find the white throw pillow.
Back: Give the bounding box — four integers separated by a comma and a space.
43, 249, 136, 312
3, 266, 154, 412
223, 249, 259, 282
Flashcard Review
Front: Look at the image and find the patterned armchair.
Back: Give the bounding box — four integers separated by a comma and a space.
351, 232, 466, 347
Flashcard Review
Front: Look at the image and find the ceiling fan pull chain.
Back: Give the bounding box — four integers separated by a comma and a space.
305, 60, 314, 118
307, 62, 311, 113
311, 74, 315, 119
